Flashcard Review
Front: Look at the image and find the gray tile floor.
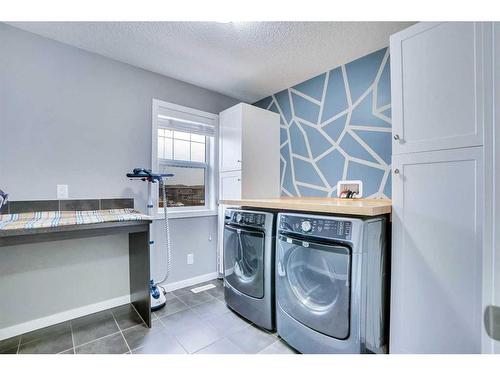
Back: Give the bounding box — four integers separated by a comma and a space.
0, 279, 298, 355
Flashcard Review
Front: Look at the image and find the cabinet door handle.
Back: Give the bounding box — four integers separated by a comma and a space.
393, 134, 400, 141
485, 305, 500, 341
237, 178, 241, 182
394, 169, 400, 174
237, 160, 241, 163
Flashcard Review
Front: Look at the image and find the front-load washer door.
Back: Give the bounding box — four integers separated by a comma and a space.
223, 224, 265, 299
276, 233, 351, 339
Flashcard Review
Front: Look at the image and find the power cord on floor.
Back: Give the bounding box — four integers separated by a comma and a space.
158, 285, 167, 296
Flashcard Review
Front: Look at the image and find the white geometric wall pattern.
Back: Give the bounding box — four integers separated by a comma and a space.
254, 47, 392, 198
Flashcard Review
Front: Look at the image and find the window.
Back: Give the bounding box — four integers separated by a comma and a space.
152, 99, 218, 218
157, 129, 206, 163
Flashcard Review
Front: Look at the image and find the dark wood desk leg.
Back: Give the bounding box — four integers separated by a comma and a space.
129, 230, 151, 327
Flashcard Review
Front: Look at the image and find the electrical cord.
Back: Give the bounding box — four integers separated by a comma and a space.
155, 178, 172, 285
339, 189, 359, 199
158, 284, 167, 296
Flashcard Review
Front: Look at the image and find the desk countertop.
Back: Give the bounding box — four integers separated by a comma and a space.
219, 197, 391, 216
0, 208, 152, 246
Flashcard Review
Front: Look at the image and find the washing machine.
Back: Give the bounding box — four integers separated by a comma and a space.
276, 212, 389, 353
223, 208, 276, 330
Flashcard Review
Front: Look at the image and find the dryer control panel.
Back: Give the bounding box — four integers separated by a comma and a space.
279, 214, 352, 240
226, 210, 266, 227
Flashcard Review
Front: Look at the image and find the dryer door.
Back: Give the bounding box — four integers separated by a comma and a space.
223, 224, 265, 299
276, 234, 351, 339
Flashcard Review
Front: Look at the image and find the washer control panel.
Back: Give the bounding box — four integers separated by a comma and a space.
279, 215, 352, 240
227, 211, 266, 227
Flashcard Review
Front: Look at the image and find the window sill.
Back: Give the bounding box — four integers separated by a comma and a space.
153, 209, 217, 220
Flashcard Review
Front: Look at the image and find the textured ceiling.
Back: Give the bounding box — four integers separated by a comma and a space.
6, 22, 414, 102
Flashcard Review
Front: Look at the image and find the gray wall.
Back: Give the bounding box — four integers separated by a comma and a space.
151, 216, 218, 286
0, 23, 238, 329
0, 235, 129, 328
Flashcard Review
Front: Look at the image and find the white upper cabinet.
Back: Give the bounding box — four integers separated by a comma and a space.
389, 21, 494, 354
390, 22, 485, 154
218, 103, 280, 199
219, 105, 242, 172
240, 104, 281, 199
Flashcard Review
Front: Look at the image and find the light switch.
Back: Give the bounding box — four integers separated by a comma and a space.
57, 184, 68, 199
187, 253, 194, 265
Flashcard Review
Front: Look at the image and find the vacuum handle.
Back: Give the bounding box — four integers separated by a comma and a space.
126, 168, 174, 181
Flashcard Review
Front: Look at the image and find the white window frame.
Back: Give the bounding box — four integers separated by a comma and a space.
152, 99, 218, 219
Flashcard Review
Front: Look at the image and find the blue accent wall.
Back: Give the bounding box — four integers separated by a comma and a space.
254, 48, 392, 198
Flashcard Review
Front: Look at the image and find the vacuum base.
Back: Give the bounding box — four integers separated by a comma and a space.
150, 282, 167, 311
151, 292, 166, 311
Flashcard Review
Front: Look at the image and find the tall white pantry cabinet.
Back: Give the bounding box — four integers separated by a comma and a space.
389, 22, 499, 353
216, 103, 280, 275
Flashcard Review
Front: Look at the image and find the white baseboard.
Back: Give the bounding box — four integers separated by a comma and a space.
0, 295, 130, 341
160, 272, 219, 292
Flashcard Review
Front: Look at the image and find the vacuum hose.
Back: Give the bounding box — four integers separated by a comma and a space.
157, 178, 172, 284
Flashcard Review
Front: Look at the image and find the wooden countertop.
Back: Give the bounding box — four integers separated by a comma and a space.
219, 197, 392, 216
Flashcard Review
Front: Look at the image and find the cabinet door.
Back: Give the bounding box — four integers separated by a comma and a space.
390, 147, 483, 353
219, 105, 242, 172
220, 171, 241, 200
485, 21, 500, 353
391, 22, 485, 154
494, 22, 500, 355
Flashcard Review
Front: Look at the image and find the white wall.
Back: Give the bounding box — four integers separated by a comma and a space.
0, 23, 238, 331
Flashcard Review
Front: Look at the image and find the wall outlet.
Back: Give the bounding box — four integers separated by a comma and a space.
56, 184, 69, 199
187, 253, 194, 265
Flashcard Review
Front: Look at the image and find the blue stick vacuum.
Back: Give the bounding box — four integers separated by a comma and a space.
127, 168, 174, 311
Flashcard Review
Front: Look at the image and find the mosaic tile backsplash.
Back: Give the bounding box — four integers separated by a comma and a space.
254, 48, 391, 198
